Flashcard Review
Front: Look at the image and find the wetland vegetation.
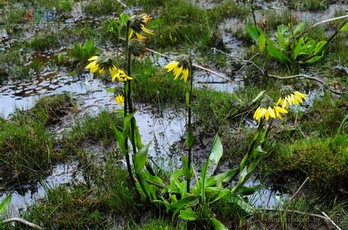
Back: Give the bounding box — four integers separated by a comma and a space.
0, 0, 347, 229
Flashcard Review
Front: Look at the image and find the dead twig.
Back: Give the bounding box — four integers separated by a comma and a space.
268, 73, 343, 95
289, 177, 309, 202
262, 208, 328, 221
319, 210, 342, 230
298, 15, 348, 38
2, 218, 43, 230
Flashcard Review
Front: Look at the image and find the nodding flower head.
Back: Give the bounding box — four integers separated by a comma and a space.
278, 85, 308, 108
253, 95, 288, 121
128, 14, 153, 41
165, 55, 190, 82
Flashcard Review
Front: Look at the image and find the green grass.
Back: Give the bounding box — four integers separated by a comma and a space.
20, 161, 139, 229
268, 134, 348, 193
29, 34, 60, 52
289, 0, 330, 11
0, 94, 73, 186
61, 111, 122, 150
83, 0, 122, 16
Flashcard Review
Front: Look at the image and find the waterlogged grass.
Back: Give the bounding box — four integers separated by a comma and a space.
20, 162, 139, 229
0, 94, 73, 185
62, 111, 122, 150
125, 0, 249, 51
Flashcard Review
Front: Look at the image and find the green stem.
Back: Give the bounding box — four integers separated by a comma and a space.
186, 57, 194, 193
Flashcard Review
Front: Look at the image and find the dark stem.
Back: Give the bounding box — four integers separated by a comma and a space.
123, 22, 136, 189
124, 82, 135, 187
125, 20, 155, 176
186, 57, 194, 193
250, 0, 257, 27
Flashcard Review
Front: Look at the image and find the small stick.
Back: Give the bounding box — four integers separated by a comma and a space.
2, 218, 43, 230
289, 177, 309, 202
319, 210, 342, 230
262, 208, 327, 220
298, 15, 348, 38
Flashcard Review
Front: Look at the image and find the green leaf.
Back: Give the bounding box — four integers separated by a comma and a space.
238, 185, 262, 195
340, 22, 348, 32
133, 119, 144, 149
133, 144, 150, 174
258, 33, 266, 53
209, 135, 223, 173
144, 172, 165, 187
111, 125, 127, 156
267, 39, 290, 62
294, 22, 305, 35
170, 196, 199, 216
182, 156, 193, 181
246, 25, 262, 42
210, 217, 229, 230
206, 168, 238, 187
251, 90, 265, 104
106, 88, 115, 94
179, 208, 197, 221
207, 187, 230, 204
227, 193, 254, 214
85, 39, 94, 56
185, 129, 194, 149
123, 113, 134, 137
0, 194, 12, 214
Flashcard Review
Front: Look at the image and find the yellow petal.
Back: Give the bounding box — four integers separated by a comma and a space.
265, 109, 270, 120
88, 56, 99, 61
259, 107, 267, 118
294, 91, 307, 99
268, 107, 276, 118
253, 107, 261, 120
141, 14, 152, 24
135, 32, 146, 40
276, 106, 288, 114
181, 68, 189, 82
109, 65, 118, 78
115, 95, 124, 105
141, 25, 153, 35
86, 61, 97, 70
165, 61, 179, 72
128, 29, 134, 40
174, 66, 183, 80
99, 68, 105, 74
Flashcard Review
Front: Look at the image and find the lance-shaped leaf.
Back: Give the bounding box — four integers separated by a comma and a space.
0, 194, 12, 214
111, 125, 127, 156
133, 143, 150, 174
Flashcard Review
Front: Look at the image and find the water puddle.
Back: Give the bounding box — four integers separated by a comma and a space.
0, 161, 82, 217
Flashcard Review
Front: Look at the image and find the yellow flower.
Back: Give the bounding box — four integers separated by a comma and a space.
165, 61, 190, 82
140, 14, 152, 24
253, 105, 288, 121
115, 94, 124, 105
86, 56, 100, 73
115, 70, 133, 82
277, 91, 308, 108
128, 14, 153, 41
109, 65, 118, 81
